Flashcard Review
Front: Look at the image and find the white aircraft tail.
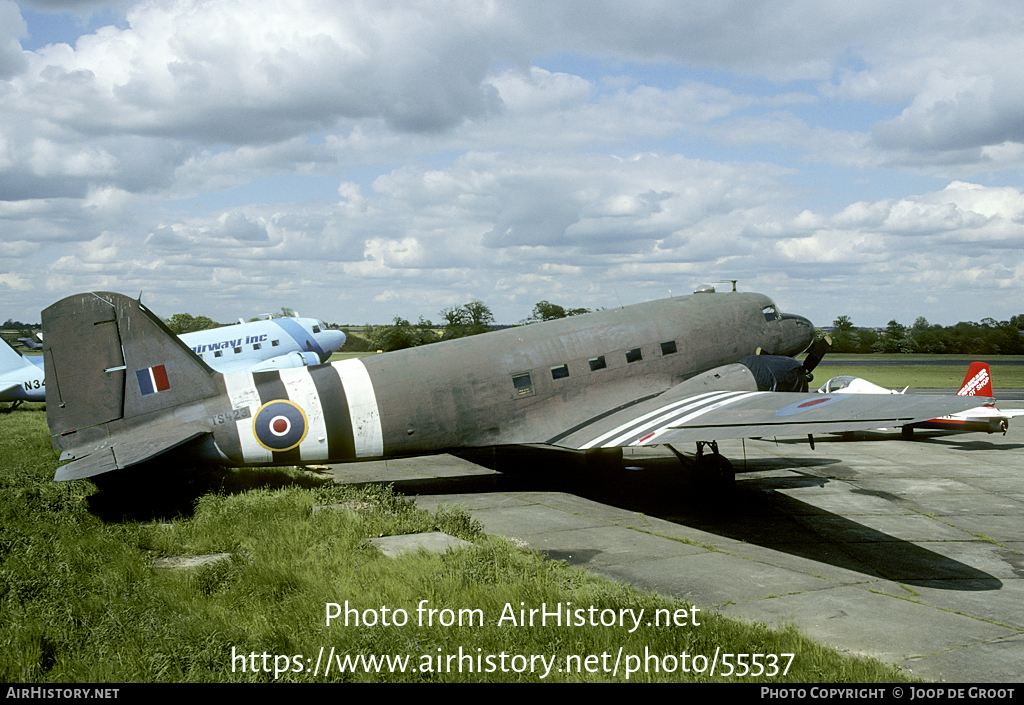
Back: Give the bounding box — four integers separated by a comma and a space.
1, 338, 36, 372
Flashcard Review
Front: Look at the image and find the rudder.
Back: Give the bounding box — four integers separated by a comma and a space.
956, 361, 993, 397
43, 292, 221, 472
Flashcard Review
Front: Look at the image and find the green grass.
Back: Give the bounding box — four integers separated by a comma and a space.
811, 355, 1024, 389
1, 405, 918, 683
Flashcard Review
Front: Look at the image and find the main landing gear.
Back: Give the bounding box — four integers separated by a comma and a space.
667, 441, 735, 490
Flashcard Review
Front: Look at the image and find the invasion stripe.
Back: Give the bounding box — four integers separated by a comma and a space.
223, 372, 272, 465
579, 391, 730, 449
279, 367, 328, 462
604, 391, 752, 448
332, 359, 383, 458
627, 391, 762, 446
308, 364, 356, 460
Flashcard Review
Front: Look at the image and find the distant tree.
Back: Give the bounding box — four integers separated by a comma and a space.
366, 316, 439, 352
440, 301, 494, 340
829, 315, 859, 353
463, 300, 494, 329
855, 327, 879, 354
832, 315, 854, 333
438, 305, 469, 330
909, 316, 947, 354
873, 319, 915, 353
339, 331, 373, 353
165, 313, 222, 335
523, 300, 592, 324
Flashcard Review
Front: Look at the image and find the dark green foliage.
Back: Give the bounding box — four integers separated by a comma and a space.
830, 314, 1024, 354
339, 331, 374, 352
364, 316, 440, 352
439, 301, 495, 340
164, 312, 223, 335
522, 300, 591, 324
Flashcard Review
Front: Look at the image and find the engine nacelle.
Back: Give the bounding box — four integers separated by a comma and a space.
245, 351, 321, 372
738, 354, 810, 392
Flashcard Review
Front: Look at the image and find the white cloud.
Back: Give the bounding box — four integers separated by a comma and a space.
2, 1, 1024, 327
0, 1, 27, 79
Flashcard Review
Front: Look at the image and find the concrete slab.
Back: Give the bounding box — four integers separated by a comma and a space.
368, 531, 475, 558
719, 585, 1015, 667
325, 418, 1024, 683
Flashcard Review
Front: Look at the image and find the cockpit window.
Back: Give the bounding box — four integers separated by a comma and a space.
763, 305, 779, 322
823, 376, 854, 393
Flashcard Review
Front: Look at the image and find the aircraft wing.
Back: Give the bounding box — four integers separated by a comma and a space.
550, 383, 996, 450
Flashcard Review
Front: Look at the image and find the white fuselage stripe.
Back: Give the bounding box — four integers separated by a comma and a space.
223, 372, 272, 464
279, 367, 329, 461
331, 359, 383, 458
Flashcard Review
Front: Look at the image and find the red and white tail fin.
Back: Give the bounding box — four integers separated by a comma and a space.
956, 362, 993, 397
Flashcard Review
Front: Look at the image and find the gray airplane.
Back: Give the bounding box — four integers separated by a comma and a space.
42, 290, 991, 484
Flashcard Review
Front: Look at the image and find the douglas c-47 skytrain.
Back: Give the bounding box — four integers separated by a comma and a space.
42, 290, 993, 484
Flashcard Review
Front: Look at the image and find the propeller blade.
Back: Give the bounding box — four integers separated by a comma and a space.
802, 335, 832, 378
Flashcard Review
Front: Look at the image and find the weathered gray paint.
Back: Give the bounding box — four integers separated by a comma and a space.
42, 290, 990, 481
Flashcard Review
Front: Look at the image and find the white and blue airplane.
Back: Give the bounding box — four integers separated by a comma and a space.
2, 313, 345, 407
180, 315, 346, 374
1, 338, 46, 406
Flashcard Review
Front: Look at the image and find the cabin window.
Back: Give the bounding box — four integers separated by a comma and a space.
550, 364, 569, 380
233, 346, 242, 354
626, 348, 643, 363
661, 341, 677, 355
512, 373, 534, 397
253, 343, 261, 350
272, 340, 280, 347
313, 325, 321, 333
214, 350, 223, 358
588, 356, 607, 371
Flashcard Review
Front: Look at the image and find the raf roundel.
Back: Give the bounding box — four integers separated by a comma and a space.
253, 400, 308, 452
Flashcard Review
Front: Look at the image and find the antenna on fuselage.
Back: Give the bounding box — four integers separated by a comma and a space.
716, 280, 738, 292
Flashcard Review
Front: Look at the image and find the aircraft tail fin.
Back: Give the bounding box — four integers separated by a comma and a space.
42, 292, 220, 477
0, 337, 35, 371
956, 361, 993, 397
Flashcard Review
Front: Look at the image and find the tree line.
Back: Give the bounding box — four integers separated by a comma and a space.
13, 303, 1020, 356
830, 315, 1024, 355
349, 300, 592, 352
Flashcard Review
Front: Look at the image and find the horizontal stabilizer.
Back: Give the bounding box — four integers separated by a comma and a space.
55, 429, 210, 481
1, 381, 21, 396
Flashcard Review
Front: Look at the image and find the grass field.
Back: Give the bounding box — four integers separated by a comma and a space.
811, 355, 1024, 389
0, 404, 922, 683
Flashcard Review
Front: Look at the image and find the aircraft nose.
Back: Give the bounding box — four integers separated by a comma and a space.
322, 329, 346, 361
777, 312, 815, 357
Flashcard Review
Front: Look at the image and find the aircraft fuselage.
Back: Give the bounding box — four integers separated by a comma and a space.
198, 292, 814, 466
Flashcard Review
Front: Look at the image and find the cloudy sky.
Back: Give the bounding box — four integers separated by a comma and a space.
3, 1, 1023, 329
